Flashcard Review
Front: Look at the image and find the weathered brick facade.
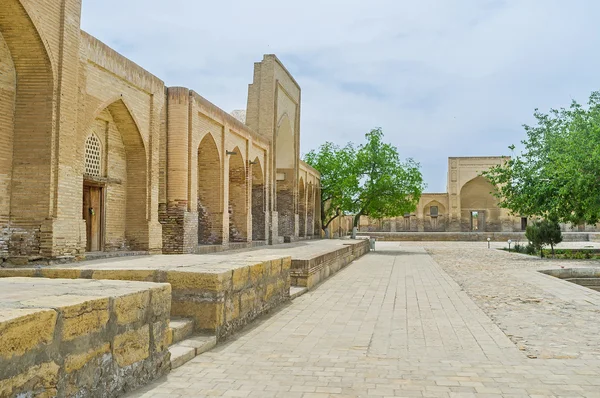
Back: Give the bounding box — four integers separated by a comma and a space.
0, 0, 320, 262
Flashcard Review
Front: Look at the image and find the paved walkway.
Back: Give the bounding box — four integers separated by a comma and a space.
129, 243, 600, 397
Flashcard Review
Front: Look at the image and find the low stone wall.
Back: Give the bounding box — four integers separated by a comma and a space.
0, 257, 291, 340
0, 277, 171, 397
290, 239, 370, 289
358, 232, 592, 242
167, 258, 291, 339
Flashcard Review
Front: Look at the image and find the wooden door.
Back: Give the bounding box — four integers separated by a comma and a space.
83, 185, 103, 252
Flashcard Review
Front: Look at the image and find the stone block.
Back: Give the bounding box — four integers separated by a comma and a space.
41, 268, 81, 279
152, 321, 170, 352
0, 269, 37, 278
240, 290, 257, 315
232, 266, 249, 291
167, 270, 231, 292
0, 308, 57, 359
270, 258, 283, 276
225, 295, 240, 322
282, 257, 292, 271
171, 300, 223, 331
59, 297, 110, 341
92, 269, 156, 282
0, 362, 59, 398
112, 325, 150, 367
249, 262, 265, 284
114, 291, 150, 325
150, 284, 171, 320
64, 343, 110, 374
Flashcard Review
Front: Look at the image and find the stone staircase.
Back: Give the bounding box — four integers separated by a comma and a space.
167, 317, 217, 369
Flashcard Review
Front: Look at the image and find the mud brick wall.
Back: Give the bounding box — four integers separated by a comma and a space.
0, 278, 171, 397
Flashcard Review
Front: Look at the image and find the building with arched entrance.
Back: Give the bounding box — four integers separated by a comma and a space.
359, 157, 527, 233
0, 0, 321, 262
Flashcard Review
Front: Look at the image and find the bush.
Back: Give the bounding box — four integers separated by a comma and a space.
525, 244, 536, 255
526, 219, 563, 258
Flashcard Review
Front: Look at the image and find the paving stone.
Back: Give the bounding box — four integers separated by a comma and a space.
126, 242, 600, 397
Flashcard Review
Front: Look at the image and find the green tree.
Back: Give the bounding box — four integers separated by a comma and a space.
304, 142, 358, 233
304, 128, 425, 234
483, 91, 600, 225
350, 128, 425, 228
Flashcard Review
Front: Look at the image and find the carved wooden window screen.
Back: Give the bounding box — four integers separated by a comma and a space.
85, 134, 102, 177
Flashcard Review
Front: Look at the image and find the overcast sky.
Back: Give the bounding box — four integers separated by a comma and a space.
81, 0, 600, 192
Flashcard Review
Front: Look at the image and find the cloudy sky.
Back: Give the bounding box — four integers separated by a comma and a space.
81, 0, 600, 192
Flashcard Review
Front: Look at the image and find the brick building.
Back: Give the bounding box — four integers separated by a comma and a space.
0, 0, 321, 262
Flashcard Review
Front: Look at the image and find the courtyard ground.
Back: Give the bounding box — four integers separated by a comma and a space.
128, 242, 600, 397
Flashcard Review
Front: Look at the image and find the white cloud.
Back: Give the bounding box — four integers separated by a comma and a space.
81, 0, 600, 191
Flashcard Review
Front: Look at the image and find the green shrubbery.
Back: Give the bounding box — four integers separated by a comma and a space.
525, 219, 563, 258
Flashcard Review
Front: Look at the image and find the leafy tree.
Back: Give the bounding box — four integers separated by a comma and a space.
350, 128, 425, 228
483, 91, 600, 225
525, 219, 563, 258
305, 128, 425, 234
304, 142, 357, 233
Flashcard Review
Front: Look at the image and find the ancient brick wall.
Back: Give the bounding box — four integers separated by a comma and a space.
0, 2, 316, 261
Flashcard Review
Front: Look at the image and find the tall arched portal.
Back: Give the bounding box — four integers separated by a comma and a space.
228, 147, 247, 242
0, 1, 54, 256
198, 134, 223, 244
307, 182, 315, 237
276, 114, 296, 237
460, 176, 500, 232
82, 100, 148, 252
251, 157, 266, 241
298, 178, 306, 237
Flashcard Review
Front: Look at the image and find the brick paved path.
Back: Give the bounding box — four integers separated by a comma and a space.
130, 243, 600, 397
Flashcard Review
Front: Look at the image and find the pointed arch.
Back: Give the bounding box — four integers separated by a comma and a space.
298, 177, 306, 237
0, 0, 55, 257
82, 99, 149, 251
251, 157, 266, 241
276, 113, 294, 169
198, 133, 223, 244
307, 182, 315, 236
228, 146, 247, 242
422, 199, 446, 232
460, 176, 500, 232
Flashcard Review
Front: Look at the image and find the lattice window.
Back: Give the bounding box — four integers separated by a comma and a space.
85, 134, 102, 177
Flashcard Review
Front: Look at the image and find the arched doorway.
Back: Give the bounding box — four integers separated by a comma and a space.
460, 176, 500, 232
276, 114, 295, 237
422, 200, 446, 231
251, 157, 266, 241
82, 100, 148, 252
298, 177, 306, 237
198, 134, 222, 244
228, 147, 247, 242
307, 182, 314, 237
0, 1, 54, 256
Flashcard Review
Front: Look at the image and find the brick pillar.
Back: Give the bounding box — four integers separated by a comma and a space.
161, 87, 197, 253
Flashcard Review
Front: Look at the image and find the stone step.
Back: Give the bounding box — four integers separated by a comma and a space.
290, 286, 308, 300
169, 334, 217, 369
168, 317, 195, 345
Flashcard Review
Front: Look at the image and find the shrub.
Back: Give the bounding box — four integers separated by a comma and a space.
525, 244, 536, 255
526, 219, 563, 258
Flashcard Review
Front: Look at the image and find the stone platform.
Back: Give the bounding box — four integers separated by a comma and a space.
0, 253, 292, 340
0, 277, 171, 397
0, 240, 372, 341
358, 231, 594, 242
209, 238, 371, 289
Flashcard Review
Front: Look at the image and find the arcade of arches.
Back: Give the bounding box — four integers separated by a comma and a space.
0, 0, 321, 262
